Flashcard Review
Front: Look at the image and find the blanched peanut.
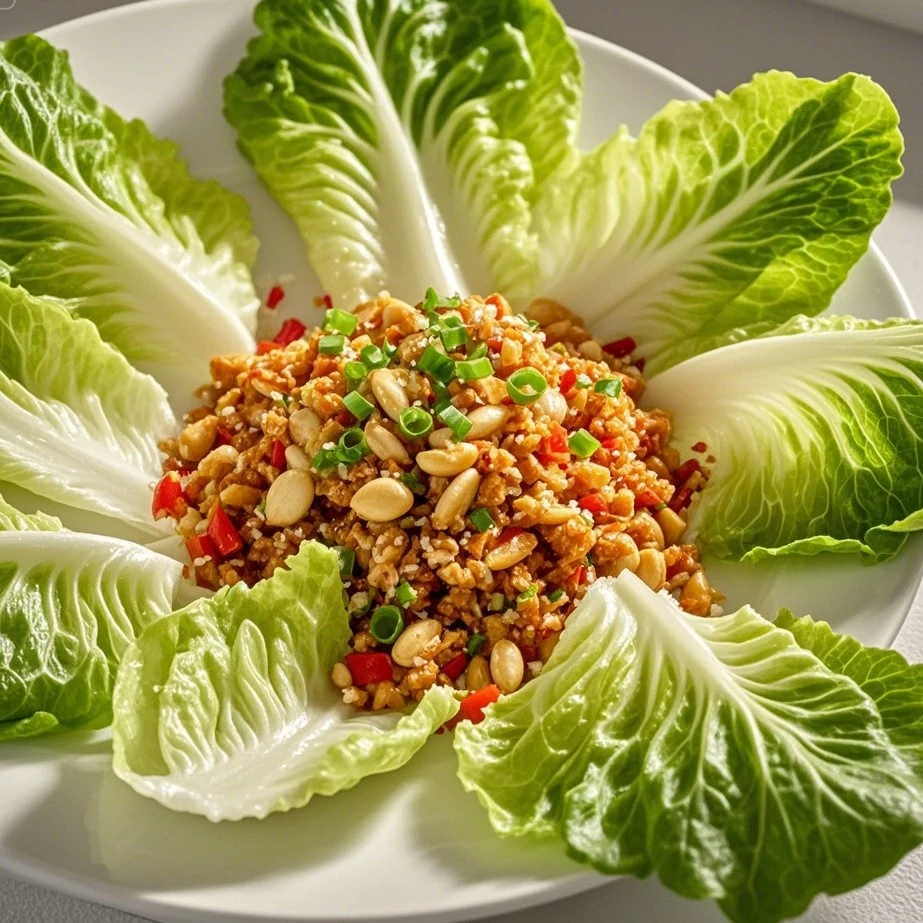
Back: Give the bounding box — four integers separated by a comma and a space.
417, 442, 478, 477
656, 506, 686, 546
382, 298, 415, 327
219, 484, 263, 508
284, 445, 312, 470
350, 477, 414, 522
370, 369, 409, 422
428, 427, 452, 448
198, 445, 239, 480
490, 640, 524, 693
365, 420, 411, 463
288, 408, 321, 447
680, 570, 712, 616
527, 297, 571, 326
331, 662, 353, 688
485, 530, 538, 570
179, 416, 218, 462
392, 619, 441, 667
538, 632, 561, 663
539, 506, 579, 525
578, 339, 603, 361
532, 388, 567, 424
604, 532, 640, 576
432, 469, 481, 530
631, 511, 665, 550
636, 548, 666, 590
465, 404, 510, 439
264, 469, 315, 526
466, 655, 491, 692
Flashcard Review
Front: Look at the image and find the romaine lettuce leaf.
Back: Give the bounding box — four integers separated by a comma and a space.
0, 495, 183, 741
0, 284, 175, 536
112, 542, 458, 822
455, 574, 923, 923
524, 71, 902, 372
643, 315, 923, 561
224, 0, 580, 305
0, 35, 259, 402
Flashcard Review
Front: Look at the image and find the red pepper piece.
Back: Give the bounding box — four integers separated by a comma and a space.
496, 526, 524, 546
570, 564, 587, 586
635, 357, 646, 373
151, 472, 185, 520
344, 652, 393, 686
602, 336, 637, 358
600, 437, 620, 452
216, 426, 234, 446
271, 439, 286, 469
636, 489, 663, 509
274, 318, 306, 347
691, 441, 707, 453
445, 684, 501, 730
322, 293, 333, 310
266, 285, 285, 309
519, 645, 537, 663
207, 504, 243, 557
577, 493, 608, 516
559, 368, 577, 393
487, 333, 504, 351
537, 425, 571, 466
442, 652, 469, 681
185, 533, 218, 562
256, 340, 277, 355
673, 458, 701, 485
669, 486, 693, 513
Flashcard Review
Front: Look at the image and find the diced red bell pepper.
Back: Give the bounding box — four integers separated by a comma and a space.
185, 533, 218, 562
151, 472, 186, 520
344, 652, 393, 686
600, 437, 620, 452
442, 653, 469, 681
673, 458, 701, 485
271, 439, 286, 469
577, 493, 608, 517
537, 425, 571, 466
207, 504, 243, 557
691, 441, 708, 453
570, 564, 587, 586
256, 340, 277, 356
496, 526, 523, 547
273, 317, 306, 347
669, 486, 693, 513
635, 489, 663, 510
603, 336, 637, 358
559, 368, 577, 393
445, 684, 501, 730
487, 333, 504, 351
322, 293, 334, 309
266, 285, 286, 309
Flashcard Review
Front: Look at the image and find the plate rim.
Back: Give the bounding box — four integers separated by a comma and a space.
0, 3, 916, 923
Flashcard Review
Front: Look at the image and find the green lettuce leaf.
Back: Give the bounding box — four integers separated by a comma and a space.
224, 0, 580, 305
524, 71, 902, 372
455, 574, 923, 923
775, 609, 923, 773
643, 315, 923, 561
112, 542, 458, 822
0, 35, 259, 402
0, 495, 183, 741
0, 284, 175, 535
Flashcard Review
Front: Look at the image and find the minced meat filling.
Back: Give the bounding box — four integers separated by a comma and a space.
156, 291, 720, 710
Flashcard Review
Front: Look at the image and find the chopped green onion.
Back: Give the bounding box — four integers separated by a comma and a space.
437, 404, 472, 440
466, 633, 485, 656
548, 588, 565, 603
488, 593, 506, 612
360, 344, 389, 369
273, 392, 292, 408
431, 380, 452, 414
456, 356, 492, 381
568, 428, 601, 458
517, 585, 537, 603
369, 605, 404, 645
549, 342, 569, 355
418, 345, 456, 384
383, 341, 398, 361
469, 508, 495, 532
439, 317, 468, 352
334, 546, 355, 577
594, 378, 623, 398
350, 591, 375, 617
506, 367, 548, 405
655, 501, 667, 511
343, 391, 374, 420
400, 470, 427, 495
323, 308, 358, 336
576, 374, 593, 389
527, 318, 541, 331
399, 406, 433, 439
336, 428, 370, 464
585, 553, 595, 566
469, 343, 488, 360
423, 288, 462, 312
395, 580, 418, 607
318, 334, 345, 355
344, 361, 367, 390
312, 447, 338, 472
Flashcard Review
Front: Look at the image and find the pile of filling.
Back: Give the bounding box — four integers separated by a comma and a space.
155, 291, 720, 709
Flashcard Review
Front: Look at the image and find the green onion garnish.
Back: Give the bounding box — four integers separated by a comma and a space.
399, 406, 433, 439
527, 318, 542, 331
517, 585, 537, 603
418, 345, 456, 384
466, 633, 485, 656
334, 546, 355, 577
488, 593, 506, 612
312, 447, 338, 472
336, 428, 370, 464
369, 605, 404, 644
395, 580, 418, 607
360, 344, 389, 369
594, 378, 623, 398
318, 334, 345, 355
431, 380, 452, 414
469, 508, 495, 532
323, 308, 358, 336
568, 428, 601, 458
343, 391, 374, 420
576, 374, 593, 389
437, 404, 472, 440
350, 592, 375, 617
400, 470, 427, 495
423, 288, 462, 312
506, 367, 548, 405
456, 356, 492, 381
439, 317, 468, 352
468, 343, 489, 360
548, 588, 565, 602
344, 361, 367, 390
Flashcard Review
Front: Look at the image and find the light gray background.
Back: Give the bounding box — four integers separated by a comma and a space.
1, 0, 921, 921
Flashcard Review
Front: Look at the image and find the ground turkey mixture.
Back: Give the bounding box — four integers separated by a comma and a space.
154, 291, 720, 711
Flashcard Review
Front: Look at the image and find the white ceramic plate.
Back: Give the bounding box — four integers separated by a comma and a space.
0, 1, 919, 922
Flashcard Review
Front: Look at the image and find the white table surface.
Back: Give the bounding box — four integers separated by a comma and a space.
0, 0, 921, 921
